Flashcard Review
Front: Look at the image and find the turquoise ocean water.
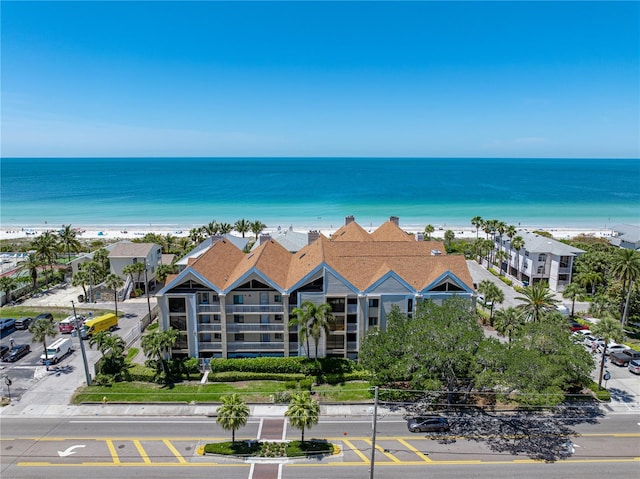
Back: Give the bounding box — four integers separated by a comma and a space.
1, 157, 638, 230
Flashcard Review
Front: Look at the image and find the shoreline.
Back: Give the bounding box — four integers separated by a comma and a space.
0, 221, 618, 242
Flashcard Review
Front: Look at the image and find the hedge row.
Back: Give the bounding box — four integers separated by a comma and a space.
208, 371, 307, 382
209, 357, 360, 375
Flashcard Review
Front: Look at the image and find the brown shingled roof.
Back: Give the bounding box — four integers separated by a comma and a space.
330, 221, 373, 242
191, 239, 245, 289
370, 220, 415, 242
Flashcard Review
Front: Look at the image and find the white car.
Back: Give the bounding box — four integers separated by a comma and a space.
600, 343, 629, 355
583, 335, 605, 349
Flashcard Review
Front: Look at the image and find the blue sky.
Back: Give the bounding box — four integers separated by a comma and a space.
2, 1, 638, 158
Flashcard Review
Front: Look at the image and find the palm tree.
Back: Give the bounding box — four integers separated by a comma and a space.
493, 307, 524, 344
141, 328, 179, 380
164, 234, 176, 253
494, 250, 509, 275
576, 271, 603, 296
218, 222, 233, 234
189, 227, 204, 243
609, 249, 640, 326
217, 394, 250, 444
591, 317, 624, 389
123, 262, 146, 291
88, 330, 126, 375
289, 307, 312, 357
250, 220, 267, 241
0, 276, 17, 303
33, 230, 58, 277
478, 280, 504, 324
515, 282, 559, 322
470, 216, 483, 239
511, 236, 525, 281
17, 253, 41, 290
285, 392, 320, 444
72, 269, 90, 300
203, 220, 219, 237
58, 224, 81, 263
424, 224, 435, 240
562, 282, 583, 317
444, 230, 455, 249
29, 318, 57, 364
105, 273, 124, 317
234, 219, 251, 238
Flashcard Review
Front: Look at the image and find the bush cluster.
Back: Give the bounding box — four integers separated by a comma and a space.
209, 357, 360, 377
209, 371, 306, 382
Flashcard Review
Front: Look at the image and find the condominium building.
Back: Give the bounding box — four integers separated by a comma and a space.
157, 217, 475, 360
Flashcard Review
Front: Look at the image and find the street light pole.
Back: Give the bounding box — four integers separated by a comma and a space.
71, 300, 92, 386
369, 386, 379, 479
144, 264, 152, 330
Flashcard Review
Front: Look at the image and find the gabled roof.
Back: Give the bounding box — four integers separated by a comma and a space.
331, 221, 373, 242
177, 234, 250, 266
370, 220, 415, 242
190, 239, 246, 289
109, 242, 159, 258
226, 239, 292, 289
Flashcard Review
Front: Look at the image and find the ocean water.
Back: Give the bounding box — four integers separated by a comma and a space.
1, 157, 638, 230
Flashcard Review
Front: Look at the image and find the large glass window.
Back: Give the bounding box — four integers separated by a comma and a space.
368, 298, 379, 308
233, 295, 244, 304
169, 297, 186, 313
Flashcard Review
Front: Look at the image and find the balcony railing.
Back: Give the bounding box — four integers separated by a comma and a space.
198, 304, 221, 313
198, 342, 222, 351
226, 305, 285, 314
227, 341, 284, 350
227, 324, 285, 332
198, 323, 222, 332
347, 341, 358, 350
347, 323, 358, 332
347, 304, 358, 314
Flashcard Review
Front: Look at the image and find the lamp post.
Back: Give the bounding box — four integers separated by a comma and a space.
71, 300, 92, 386
87, 263, 93, 303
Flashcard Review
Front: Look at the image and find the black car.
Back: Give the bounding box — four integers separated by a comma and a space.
407, 416, 449, 433
0, 344, 9, 359
35, 313, 54, 323
15, 317, 33, 329
3, 344, 30, 362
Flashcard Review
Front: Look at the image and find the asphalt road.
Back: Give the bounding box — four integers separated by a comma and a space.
1, 413, 638, 479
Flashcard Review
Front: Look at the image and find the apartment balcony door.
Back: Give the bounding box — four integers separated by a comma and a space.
260, 292, 269, 323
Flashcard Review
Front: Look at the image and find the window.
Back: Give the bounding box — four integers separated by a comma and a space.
368, 298, 379, 308
537, 266, 545, 274
234, 315, 244, 323
169, 316, 187, 331
368, 317, 378, 327
274, 315, 283, 322
197, 292, 209, 304
214, 333, 221, 340
407, 298, 413, 313
275, 333, 283, 340
233, 294, 244, 304
234, 333, 244, 341
274, 294, 282, 303
538, 254, 546, 262
169, 298, 186, 313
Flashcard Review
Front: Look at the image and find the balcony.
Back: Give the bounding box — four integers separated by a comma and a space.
227, 341, 284, 350
198, 323, 222, 332
347, 341, 358, 350
198, 342, 222, 351
347, 304, 358, 314
198, 304, 221, 313
347, 323, 358, 332
227, 323, 285, 332
226, 305, 285, 314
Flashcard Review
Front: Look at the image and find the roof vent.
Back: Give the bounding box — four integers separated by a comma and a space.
431, 249, 442, 255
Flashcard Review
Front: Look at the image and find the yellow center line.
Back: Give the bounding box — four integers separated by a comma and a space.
133, 440, 151, 464
163, 439, 188, 464
341, 439, 370, 463
105, 439, 120, 464
397, 438, 432, 463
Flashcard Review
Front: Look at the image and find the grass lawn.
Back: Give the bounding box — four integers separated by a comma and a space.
72, 380, 373, 404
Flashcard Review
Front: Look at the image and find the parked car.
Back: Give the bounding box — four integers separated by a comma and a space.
567, 319, 589, 332
35, 313, 54, 323
407, 416, 450, 433
0, 318, 16, 331
628, 359, 640, 375
0, 344, 9, 359
599, 343, 629, 356
3, 344, 31, 362
14, 317, 33, 330
610, 349, 640, 367
582, 335, 604, 348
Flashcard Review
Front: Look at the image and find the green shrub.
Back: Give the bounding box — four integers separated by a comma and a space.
499, 277, 513, 286
208, 356, 359, 375
208, 371, 306, 382
323, 371, 369, 385
299, 378, 314, 390
126, 363, 156, 382
588, 381, 611, 401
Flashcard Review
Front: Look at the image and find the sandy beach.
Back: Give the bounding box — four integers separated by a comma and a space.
0, 223, 616, 243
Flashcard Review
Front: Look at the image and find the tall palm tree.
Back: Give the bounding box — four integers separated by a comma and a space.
515, 282, 559, 322
478, 280, 504, 324
29, 317, 57, 364
88, 330, 126, 374
123, 262, 146, 290
591, 317, 623, 389
494, 250, 509, 275
444, 230, 455, 249
17, 253, 41, 290
424, 224, 435, 240
511, 236, 525, 281
189, 227, 204, 243
250, 220, 267, 241
285, 392, 320, 443
203, 220, 219, 237
306, 302, 334, 359
493, 307, 524, 344
218, 222, 233, 234
58, 224, 81, 263
217, 394, 250, 444
72, 269, 90, 300
105, 273, 124, 317
234, 219, 251, 238
164, 234, 176, 253
562, 282, 583, 317
33, 231, 58, 277
470, 216, 483, 239
576, 271, 603, 296
141, 328, 179, 379
609, 249, 640, 326
289, 307, 312, 357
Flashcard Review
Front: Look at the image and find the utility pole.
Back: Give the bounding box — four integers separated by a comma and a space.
369, 385, 378, 479
71, 301, 92, 386
144, 263, 152, 331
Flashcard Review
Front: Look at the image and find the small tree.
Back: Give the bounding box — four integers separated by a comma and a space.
591, 317, 624, 390
424, 224, 435, 240
0, 276, 17, 303
105, 273, 124, 317
562, 282, 584, 317
493, 307, 524, 345
217, 394, 250, 444
285, 392, 319, 443
141, 328, 179, 383
29, 318, 57, 364
89, 330, 127, 380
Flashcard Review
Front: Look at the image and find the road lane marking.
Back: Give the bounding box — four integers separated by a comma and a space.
105, 439, 120, 464
133, 440, 151, 464
163, 439, 188, 464
341, 439, 370, 463
362, 439, 401, 463
397, 438, 432, 462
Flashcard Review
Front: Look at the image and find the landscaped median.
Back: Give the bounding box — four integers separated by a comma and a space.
200, 439, 337, 459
